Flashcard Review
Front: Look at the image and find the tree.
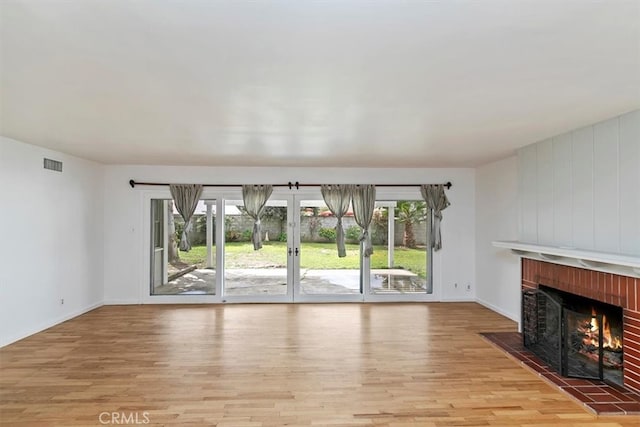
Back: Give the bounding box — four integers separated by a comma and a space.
306, 207, 320, 240
167, 200, 180, 263
395, 201, 426, 249
371, 207, 388, 245
262, 206, 287, 236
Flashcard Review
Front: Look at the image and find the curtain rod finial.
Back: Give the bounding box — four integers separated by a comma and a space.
445, 181, 452, 189
129, 179, 135, 188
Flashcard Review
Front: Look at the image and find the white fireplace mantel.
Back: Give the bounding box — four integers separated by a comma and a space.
492, 241, 640, 278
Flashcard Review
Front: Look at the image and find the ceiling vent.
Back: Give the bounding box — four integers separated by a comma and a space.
43, 158, 63, 172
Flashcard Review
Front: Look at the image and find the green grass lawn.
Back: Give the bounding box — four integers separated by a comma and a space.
178, 242, 427, 277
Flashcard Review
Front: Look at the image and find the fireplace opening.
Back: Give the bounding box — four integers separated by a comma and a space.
522, 285, 623, 387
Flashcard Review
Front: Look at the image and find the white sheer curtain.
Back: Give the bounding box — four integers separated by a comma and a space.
420, 184, 450, 251
320, 184, 354, 257
169, 184, 203, 252
352, 185, 376, 257
242, 185, 273, 250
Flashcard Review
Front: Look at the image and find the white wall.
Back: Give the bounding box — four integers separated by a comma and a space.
518, 109, 640, 255
103, 166, 476, 303
475, 156, 520, 322
0, 137, 104, 346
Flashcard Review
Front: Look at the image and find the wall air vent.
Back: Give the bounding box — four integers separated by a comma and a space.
43, 158, 63, 172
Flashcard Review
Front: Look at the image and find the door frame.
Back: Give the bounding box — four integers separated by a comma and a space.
141, 188, 223, 304
140, 187, 441, 304
363, 187, 441, 302
218, 189, 367, 303
291, 190, 365, 303
219, 191, 295, 303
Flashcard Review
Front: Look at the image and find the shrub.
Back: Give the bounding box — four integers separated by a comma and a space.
175, 221, 184, 243
224, 217, 238, 241
190, 216, 208, 245
307, 215, 320, 238
225, 229, 240, 242
345, 225, 361, 243
319, 227, 337, 242
277, 232, 287, 242
371, 208, 388, 245
241, 229, 253, 242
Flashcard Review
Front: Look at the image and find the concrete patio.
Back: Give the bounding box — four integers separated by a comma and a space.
152, 268, 426, 295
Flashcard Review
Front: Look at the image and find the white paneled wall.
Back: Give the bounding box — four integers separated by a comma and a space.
553, 133, 572, 245
518, 109, 640, 256
619, 112, 640, 254
571, 126, 595, 249
593, 119, 619, 252
536, 139, 554, 245
518, 144, 538, 242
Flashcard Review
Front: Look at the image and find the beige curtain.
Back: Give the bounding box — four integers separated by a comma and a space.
242, 185, 273, 250
169, 184, 203, 252
320, 185, 354, 257
420, 184, 450, 251
352, 185, 376, 257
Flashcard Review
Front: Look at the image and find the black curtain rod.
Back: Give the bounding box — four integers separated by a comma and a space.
129, 179, 452, 190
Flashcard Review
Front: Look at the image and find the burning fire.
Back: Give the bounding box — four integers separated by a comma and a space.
584, 307, 623, 350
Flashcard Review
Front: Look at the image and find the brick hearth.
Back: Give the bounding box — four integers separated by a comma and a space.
521, 258, 640, 393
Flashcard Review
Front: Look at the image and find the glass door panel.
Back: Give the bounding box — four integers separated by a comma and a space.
368, 201, 430, 295
298, 199, 362, 296
150, 199, 216, 296
223, 199, 289, 298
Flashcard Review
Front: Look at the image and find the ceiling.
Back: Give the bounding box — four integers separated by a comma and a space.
1, 1, 639, 168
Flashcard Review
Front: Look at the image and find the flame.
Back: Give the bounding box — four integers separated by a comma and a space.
584, 307, 622, 350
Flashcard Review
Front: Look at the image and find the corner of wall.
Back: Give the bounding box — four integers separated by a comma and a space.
474, 156, 520, 323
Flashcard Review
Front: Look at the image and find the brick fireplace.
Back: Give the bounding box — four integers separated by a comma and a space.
521, 258, 640, 393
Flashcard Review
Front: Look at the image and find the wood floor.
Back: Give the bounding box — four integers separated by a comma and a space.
2, 303, 639, 426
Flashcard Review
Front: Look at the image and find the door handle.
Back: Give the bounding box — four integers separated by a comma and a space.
295, 248, 299, 256
288, 248, 293, 256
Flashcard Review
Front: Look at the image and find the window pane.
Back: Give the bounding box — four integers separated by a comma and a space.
299, 200, 361, 295
369, 201, 430, 294
223, 200, 288, 296
151, 199, 216, 295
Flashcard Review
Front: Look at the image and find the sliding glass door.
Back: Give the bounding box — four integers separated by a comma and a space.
368, 200, 431, 297
148, 189, 438, 302
150, 198, 216, 296
220, 192, 366, 302
222, 198, 291, 301
219, 193, 365, 302
295, 198, 363, 300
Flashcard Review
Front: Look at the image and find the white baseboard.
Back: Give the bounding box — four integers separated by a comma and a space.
103, 299, 141, 305
476, 298, 519, 323
439, 297, 476, 302
1, 301, 103, 347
